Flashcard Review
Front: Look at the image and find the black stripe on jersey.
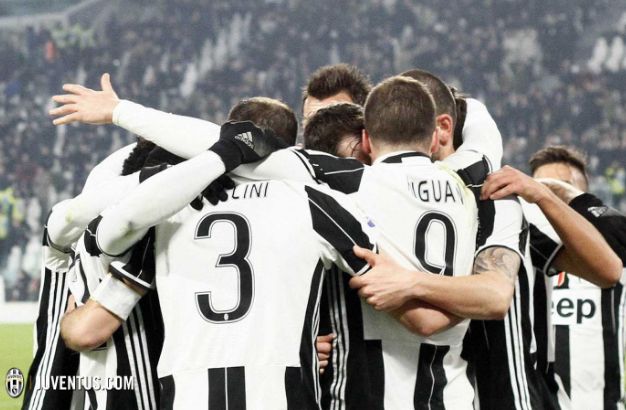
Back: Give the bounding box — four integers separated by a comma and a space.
208, 367, 246, 410
84, 215, 127, 258
77, 261, 91, 304
380, 152, 431, 164
296, 149, 364, 194
123, 321, 147, 410
533, 273, 549, 374
476, 200, 496, 249
554, 326, 570, 397
305, 186, 374, 274
110, 326, 140, 410
602, 284, 623, 409
529, 224, 561, 276
414, 344, 449, 410
23, 269, 78, 410
87, 389, 98, 409
286, 260, 325, 410
109, 229, 156, 291
365, 340, 385, 410
454, 155, 491, 189
159, 376, 175, 410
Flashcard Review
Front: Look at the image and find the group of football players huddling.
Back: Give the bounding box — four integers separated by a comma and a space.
20, 64, 626, 410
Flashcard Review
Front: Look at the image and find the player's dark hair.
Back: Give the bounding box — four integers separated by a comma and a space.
303, 64, 372, 106
303, 103, 364, 156
449, 86, 469, 150
228, 97, 297, 146
144, 147, 184, 167
121, 138, 156, 176
364, 76, 436, 148
528, 145, 589, 184
400, 69, 457, 127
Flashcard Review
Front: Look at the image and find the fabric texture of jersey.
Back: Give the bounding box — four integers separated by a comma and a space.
108, 179, 376, 410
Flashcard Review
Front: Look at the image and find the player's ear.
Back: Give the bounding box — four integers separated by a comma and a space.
361, 129, 372, 156
435, 114, 453, 148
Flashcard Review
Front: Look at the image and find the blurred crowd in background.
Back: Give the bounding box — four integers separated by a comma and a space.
1, 0, 626, 300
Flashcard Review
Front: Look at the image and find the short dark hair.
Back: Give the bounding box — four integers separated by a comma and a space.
364, 76, 436, 147
121, 138, 155, 176
228, 97, 297, 146
303, 103, 364, 155
449, 86, 469, 150
529, 146, 589, 184
400, 69, 457, 126
303, 64, 372, 106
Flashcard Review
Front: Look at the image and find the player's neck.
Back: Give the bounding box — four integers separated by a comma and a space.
370, 143, 430, 162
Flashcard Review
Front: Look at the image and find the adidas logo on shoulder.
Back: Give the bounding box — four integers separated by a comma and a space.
235, 131, 254, 149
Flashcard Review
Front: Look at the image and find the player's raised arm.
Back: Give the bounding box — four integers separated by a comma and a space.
50, 73, 220, 159
456, 98, 503, 170
482, 165, 622, 287
94, 121, 283, 256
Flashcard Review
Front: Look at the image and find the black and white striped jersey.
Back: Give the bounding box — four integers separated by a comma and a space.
528, 194, 626, 410
282, 150, 482, 409
65, 228, 163, 410
462, 198, 542, 410
22, 227, 79, 410
94, 179, 377, 410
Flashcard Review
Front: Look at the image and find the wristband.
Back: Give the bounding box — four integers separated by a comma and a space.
91, 274, 142, 320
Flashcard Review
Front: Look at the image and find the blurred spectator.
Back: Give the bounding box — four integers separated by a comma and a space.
1, 0, 626, 297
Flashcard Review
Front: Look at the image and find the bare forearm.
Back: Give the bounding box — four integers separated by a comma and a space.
411, 272, 513, 320
538, 191, 621, 287
392, 300, 461, 337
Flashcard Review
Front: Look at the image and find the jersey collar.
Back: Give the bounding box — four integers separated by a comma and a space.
375, 151, 432, 164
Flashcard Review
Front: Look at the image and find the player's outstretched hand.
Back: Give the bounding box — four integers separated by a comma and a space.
316, 333, 336, 374
49, 73, 120, 126
536, 178, 584, 204
349, 246, 419, 312
480, 165, 551, 203
210, 121, 288, 172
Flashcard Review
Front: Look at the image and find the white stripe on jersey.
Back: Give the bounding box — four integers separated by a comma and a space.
506, 285, 532, 410
329, 273, 350, 410
619, 280, 626, 407
31, 271, 68, 410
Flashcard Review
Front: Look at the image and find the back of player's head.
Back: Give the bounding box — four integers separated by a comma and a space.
400, 68, 457, 127
529, 145, 589, 186
364, 76, 436, 148
449, 86, 468, 150
303, 64, 372, 106
228, 97, 297, 146
303, 103, 364, 156
121, 138, 156, 176
144, 147, 184, 167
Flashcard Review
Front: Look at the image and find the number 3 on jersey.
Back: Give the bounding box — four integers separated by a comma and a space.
194, 212, 254, 323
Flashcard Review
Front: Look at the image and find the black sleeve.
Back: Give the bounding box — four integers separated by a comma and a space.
295, 149, 366, 194
109, 228, 156, 291
569, 193, 626, 264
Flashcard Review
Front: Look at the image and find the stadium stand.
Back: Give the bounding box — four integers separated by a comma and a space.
1, 0, 625, 299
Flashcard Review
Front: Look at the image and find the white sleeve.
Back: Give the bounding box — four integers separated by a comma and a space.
47, 173, 140, 249
95, 151, 227, 256
112, 100, 220, 159
232, 148, 320, 183
82, 143, 136, 192
458, 98, 503, 170
475, 196, 526, 261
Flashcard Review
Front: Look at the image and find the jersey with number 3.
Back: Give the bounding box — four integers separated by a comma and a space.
111, 179, 377, 410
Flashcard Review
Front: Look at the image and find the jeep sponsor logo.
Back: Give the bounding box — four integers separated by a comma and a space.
551, 290, 599, 325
